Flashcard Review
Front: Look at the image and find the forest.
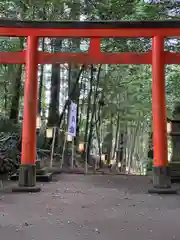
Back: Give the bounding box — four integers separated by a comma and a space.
0, 0, 180, 177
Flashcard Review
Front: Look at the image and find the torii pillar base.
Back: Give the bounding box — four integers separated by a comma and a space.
12, 36, 41, 193
149, 36, 177, 194
148, 166, 177, 194
12, 165, 41, 193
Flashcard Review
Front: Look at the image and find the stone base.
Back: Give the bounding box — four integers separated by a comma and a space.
11, 164, 41, 193
36, 173, 53, 182
10, 163, 53, 183
171, 177, 180, 183
10, 172, 53, 183
36, 168, 47, 175
12, 186, 41, 193
48, 167, 62, 174
148, 188, 177, 194
152, 166, 171, 188
19, 164, 36, 187
148, 166, 177, 194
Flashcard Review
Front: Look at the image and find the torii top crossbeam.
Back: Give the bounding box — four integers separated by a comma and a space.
0, 19, 180, 37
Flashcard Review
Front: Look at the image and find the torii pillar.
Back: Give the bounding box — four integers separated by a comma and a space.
149, 36, 176, 194
12, 36, 41, 192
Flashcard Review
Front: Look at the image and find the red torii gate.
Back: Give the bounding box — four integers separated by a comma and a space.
0, 20, 179, 194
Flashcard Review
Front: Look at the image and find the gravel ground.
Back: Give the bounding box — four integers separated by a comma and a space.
0, 174, 180, 240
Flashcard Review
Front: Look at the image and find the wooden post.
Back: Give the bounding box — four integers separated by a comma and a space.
71, 137, 74, 169
50, 127, 56, 169
14, 36, 41, 192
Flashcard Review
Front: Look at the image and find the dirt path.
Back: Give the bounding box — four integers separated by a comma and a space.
0, 174, 180, 240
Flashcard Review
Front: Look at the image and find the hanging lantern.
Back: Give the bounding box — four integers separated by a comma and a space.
101, 154, 106, 162
36, 115, 41, 129
46, 127, 53, 138
78, 143, 84, 152
167, 122, 172, 134
67, 134, 73, 142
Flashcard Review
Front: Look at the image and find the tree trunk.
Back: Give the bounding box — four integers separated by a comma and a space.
113, 114, 120, 159
9, 64, 23, 122
47, 38, 62, 127
38, 38, 45, 115
127, 121, 140, 174
78, 74, 86, 130
9, 38, 24, 122
83, 66, 94, 160
86, 65, 102, 161
58, 66, 84, 127
68, 62, 81, 145
9, 0, 29, 122
95, 103, 103, 167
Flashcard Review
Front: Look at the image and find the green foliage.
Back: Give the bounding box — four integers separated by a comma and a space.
0, 117, 21, 133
